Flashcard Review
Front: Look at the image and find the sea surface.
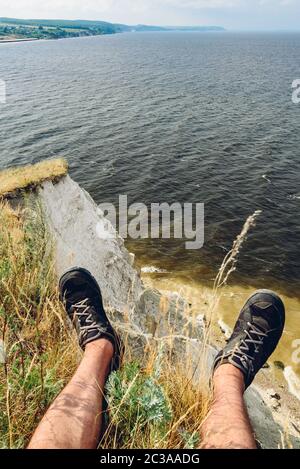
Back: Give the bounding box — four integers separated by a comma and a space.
0, 31, 300, 296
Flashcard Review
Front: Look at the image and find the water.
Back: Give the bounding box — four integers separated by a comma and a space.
1, 32, 300, 295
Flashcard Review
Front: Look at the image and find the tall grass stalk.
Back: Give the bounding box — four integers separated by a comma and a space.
194, 210, 262, 393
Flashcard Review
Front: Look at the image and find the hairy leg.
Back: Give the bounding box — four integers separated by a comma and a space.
28, 339, 113, 449
200, 364, 257, 449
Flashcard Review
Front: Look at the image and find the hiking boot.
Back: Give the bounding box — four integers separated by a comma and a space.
59, 267, 123, 371
213, 289, 285, 389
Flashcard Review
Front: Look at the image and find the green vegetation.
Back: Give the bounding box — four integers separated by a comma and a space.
0, 17, 159, 41
104, 362, 173, 447
0, 18, 118, 40
0, 17, 225, 42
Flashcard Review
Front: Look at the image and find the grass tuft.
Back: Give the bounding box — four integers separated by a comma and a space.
0, 197, 78, 448
0, 159, 68, 197
102, 359, 210, 449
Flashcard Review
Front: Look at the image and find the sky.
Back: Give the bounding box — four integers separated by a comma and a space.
0, 0, 300, 31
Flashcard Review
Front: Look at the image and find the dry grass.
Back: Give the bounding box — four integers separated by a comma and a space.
0, 197, 212, 449
0, 193, 261, 449
0, 158, 68, 197
199, 210, 263, 379
0, 197, 78, 448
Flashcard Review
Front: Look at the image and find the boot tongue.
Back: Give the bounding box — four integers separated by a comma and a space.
251, 303, 274, 331
67, 289, 90, 306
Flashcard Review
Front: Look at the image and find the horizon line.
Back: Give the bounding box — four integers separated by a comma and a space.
1, 16, 300, 33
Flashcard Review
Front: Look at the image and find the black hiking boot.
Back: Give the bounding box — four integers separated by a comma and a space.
59, 267, 123, 371
213, 289, 285, 389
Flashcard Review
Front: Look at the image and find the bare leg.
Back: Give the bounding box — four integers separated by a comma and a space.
200, 364, 257, 449
28, 339, 113, 449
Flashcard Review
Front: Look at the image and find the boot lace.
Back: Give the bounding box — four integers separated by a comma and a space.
71, 299, 104, 344
232, 322, 268, 373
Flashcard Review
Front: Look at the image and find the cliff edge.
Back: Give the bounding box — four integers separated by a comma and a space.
1, 159, 300, 449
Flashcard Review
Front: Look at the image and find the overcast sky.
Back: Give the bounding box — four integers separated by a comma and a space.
0, 0, 300, 31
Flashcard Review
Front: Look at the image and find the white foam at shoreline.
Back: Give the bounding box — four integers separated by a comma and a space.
141, 266, 168, 274
218, 319, 232, 339
284, 366, 300, 401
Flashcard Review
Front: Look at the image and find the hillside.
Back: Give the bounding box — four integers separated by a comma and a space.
0, 17, 225, 42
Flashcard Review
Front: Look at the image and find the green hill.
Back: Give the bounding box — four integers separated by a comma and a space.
0, 17, 225, 41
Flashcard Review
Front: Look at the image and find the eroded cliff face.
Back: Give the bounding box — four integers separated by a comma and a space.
39, 175, 143, 312
37, 175, 300, 449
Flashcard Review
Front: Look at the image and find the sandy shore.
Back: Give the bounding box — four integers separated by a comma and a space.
142, 272, 300, 382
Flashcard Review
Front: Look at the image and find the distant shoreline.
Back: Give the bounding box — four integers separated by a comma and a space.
0, 35, 110, 44
0, 29, 227, 45
0, 37, 39, 44
0, 17, 225, 44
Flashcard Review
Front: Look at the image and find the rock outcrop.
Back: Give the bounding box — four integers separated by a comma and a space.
39, 175, 142, 313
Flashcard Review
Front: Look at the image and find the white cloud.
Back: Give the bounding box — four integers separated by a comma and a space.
0, 0, 296, 17
164, 0, 298, 8
163, 0, 243, 8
